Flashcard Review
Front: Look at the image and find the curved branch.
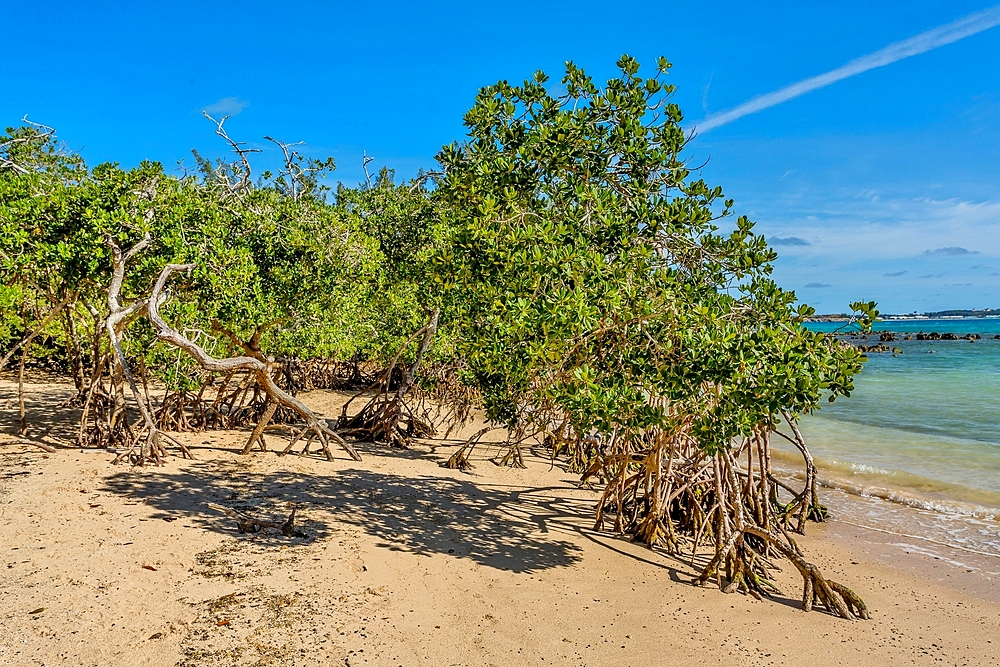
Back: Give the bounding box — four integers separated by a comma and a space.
105, 236, 193, 464
202, 112, 260, 193
147, 263, 361, 462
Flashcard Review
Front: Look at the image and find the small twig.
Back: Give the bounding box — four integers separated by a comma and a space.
207, 503, 305, 537
202, 112, 260, 193
362, 152, 375, 188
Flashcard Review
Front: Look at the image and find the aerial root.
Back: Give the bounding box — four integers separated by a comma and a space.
112, 426, 195, 466
633, 513, 681, 552
718, 554, 778, 598
338, 308, 440, 448
573, 427, 867, 620
445, 445, 474, 470
274, 418, 355, 461
339, 393, 435, 448
827, 580, 869, 619
240, 399, 278, 455
797, 563, 869, 619
446, 426, 496, 470
16, 439, 57, 454
740, 526, 869, 619
492, 442, 526, 468
695, 532, 866, 617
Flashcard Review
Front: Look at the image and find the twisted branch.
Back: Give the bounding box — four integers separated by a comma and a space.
146, 263, 361, 462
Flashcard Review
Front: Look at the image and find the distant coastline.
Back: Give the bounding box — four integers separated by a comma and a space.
807, 308, 1000, 323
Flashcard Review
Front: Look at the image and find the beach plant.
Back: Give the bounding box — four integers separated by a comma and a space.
332, 168, 457, 446
106, 124, 382, 462
0, 125, 172, 443
434, 56, 870, 618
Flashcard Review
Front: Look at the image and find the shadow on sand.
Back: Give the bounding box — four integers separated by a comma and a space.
101, 457, 586, 574
0, 375, 81, 445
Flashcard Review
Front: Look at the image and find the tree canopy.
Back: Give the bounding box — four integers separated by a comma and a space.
434, 56, 870, 446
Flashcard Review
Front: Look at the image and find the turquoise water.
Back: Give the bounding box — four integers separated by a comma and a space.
777, 319, 1000, 557
811, 320, 1000, 450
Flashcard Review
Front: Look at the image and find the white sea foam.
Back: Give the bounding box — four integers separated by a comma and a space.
815, 474, 999, 520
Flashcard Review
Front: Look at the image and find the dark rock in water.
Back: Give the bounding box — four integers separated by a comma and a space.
879, 331, 897, 342
856, 343, 892, 353
903, 335, 913, 340
916, 332, 968, 340
994, 335, 1000, 340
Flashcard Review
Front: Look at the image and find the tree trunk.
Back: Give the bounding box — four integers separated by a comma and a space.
242, 399, 278, 454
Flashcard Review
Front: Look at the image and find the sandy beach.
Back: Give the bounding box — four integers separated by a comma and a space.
3, 378, 1000, 667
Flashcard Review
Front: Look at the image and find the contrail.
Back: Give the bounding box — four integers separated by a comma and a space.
695, 6, 1000, 133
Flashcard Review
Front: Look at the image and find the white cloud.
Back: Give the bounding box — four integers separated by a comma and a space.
770, 236, 811, 246
762, 197, 1000, 262
924, 246, 978, 256
202, 96, 250, 117
752, 196, 1000, 312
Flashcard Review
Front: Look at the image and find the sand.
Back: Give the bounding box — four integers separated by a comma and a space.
2, 377, 1000, 666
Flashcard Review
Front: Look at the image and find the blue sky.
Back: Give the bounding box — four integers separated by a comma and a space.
4, 1, 999, 313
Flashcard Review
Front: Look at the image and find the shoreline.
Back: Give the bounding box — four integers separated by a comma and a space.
4, 381, 1000, 665
823, 518, 1000, 605
4, 376, 999, 582
806, 315, 1000, 322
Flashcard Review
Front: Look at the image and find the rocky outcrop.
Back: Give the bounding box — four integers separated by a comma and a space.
913, 331, 982, 341
855, 343, 899, 354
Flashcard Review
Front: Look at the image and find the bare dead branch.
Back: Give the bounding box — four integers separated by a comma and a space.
362, 152, 375, 188
104, 234, 194, 465
0, 116, 58, 174
202, 111, 260, 193
207, 502, 305, 537
263, 135, 306, 201
147, 263, 361, 462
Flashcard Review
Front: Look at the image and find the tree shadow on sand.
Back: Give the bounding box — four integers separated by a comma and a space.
0, 376, 81, 445
101, 458, 585, 573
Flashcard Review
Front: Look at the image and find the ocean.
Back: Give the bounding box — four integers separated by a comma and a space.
777, 319, 1000, 561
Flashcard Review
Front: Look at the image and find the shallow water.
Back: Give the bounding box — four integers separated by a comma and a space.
785, 319, 1000, 557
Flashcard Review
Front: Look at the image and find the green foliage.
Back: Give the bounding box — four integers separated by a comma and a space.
434, 56, 869, 450
0, 120, 438, 391
1, 76, 875, 616
333, 167, 445, 362
844, 300, 881, 333
0, 283, 24, 350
